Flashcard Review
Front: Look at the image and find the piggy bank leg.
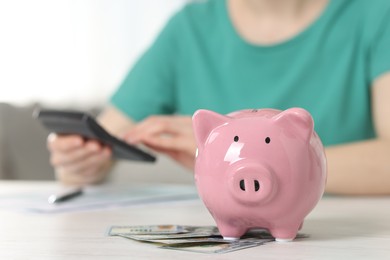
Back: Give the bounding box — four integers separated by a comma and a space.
217, 222, 247, 241
269, 224, 300, 242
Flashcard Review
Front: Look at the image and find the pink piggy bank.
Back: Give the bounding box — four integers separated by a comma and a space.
192, 108, 327, 242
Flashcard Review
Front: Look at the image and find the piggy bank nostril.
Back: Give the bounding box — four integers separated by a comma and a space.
239, 179, 260, 192
254, 180, 260, 192
239, 180, 246, 191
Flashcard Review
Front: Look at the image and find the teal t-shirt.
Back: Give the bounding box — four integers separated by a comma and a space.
111, 0, 390, 146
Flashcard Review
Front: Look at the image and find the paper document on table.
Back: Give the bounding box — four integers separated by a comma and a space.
0, 183, 198, 214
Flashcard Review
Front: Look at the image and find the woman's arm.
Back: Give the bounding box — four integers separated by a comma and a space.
325, 73, 390, 195
126, 74, 390, 195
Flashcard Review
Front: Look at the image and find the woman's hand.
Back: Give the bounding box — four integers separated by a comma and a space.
46, 106, 136, 186
124, 115, 197, 169
47, 133, 112, 185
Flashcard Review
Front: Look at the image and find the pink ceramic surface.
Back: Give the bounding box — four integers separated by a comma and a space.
192, 108, 327, 242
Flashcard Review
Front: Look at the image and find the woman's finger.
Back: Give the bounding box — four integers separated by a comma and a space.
125, 116, 192, 143
61, 148, 111, 174
50, 140, 105, 166
47, 134, 84, 152
142, 134, 195, 153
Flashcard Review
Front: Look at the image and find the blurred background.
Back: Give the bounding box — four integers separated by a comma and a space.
0, 0, 193, 183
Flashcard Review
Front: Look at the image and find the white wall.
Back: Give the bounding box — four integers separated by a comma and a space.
0, 0, 187, 108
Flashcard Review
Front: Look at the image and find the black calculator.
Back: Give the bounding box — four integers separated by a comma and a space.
34, 109, 156, 162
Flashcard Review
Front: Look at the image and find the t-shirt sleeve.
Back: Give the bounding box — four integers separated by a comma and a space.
369, 6, 390, 82
110, 12, 182, 122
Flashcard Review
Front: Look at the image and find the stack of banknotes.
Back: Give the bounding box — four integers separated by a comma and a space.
108, 225, 308, 254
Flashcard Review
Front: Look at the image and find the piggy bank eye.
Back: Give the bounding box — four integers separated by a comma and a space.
265, 137, 271, 144
234, 136, 239, 142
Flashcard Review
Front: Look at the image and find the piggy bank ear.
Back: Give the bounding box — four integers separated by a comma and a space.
273, 108, 314, 141
192, 109, 229, 151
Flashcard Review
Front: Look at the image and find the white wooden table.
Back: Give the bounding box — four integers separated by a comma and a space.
0, 181, 389, 259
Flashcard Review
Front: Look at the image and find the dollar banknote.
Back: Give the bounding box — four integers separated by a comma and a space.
108, 225, 308, 254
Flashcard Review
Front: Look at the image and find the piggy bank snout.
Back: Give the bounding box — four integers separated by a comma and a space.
228, 163, 276, 205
